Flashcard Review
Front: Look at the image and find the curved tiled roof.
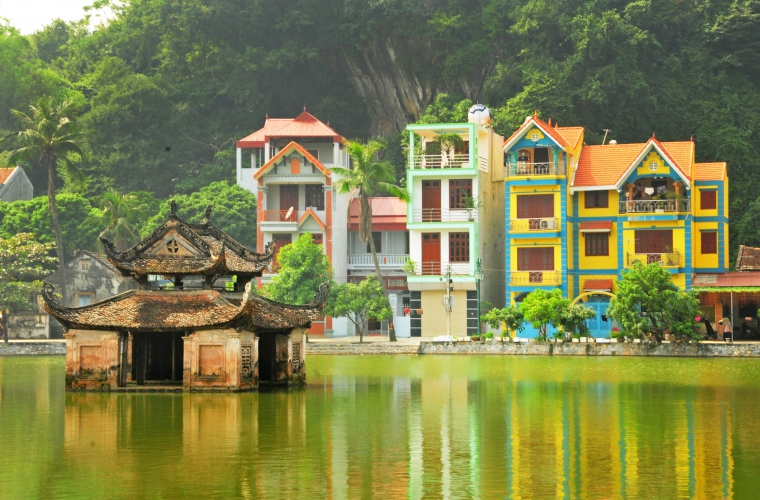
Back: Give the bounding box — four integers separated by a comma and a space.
42, 282, 329, 332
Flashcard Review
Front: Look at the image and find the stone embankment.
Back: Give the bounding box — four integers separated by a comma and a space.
0, 341, 66, 356
305, 341, 420, 355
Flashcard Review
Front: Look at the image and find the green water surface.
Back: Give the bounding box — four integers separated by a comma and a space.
1, 355, 759, 499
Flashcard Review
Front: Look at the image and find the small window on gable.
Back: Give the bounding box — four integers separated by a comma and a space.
701, 190, 717, 210
648, 160, 659, 171
80, 260, 90, 271
530, 131, 540, 142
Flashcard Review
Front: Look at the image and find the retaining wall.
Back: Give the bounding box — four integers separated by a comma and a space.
0, 342, 66, 356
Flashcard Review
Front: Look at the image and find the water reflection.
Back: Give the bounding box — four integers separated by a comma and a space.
2, 356, 760, 498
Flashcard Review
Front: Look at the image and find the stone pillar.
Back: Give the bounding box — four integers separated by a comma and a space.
227, 332, 241, 389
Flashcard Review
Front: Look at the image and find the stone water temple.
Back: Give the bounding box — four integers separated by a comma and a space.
43, 203, 328, 391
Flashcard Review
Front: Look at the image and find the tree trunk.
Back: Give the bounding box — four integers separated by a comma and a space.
47, 156, 65, 269
2, 310, 8, 343
362, 196, 397, 342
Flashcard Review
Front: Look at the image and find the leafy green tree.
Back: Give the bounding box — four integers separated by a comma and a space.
142, 181, 257, 249
559, 303, 597, 339
263, 232, 333, 305
607, 262, 700, 342
0, 233, 56, 342
325, 276, 392, 343
332, 139, 409, 341
6, 96, 87, 268
480, 305, 524, 337
0, 194, 100, 257
87, 189, 146, 250
416, 94, 473, 124
520, 289, 570, 341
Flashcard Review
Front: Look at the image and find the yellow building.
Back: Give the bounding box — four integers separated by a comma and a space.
503, 113, 729, 337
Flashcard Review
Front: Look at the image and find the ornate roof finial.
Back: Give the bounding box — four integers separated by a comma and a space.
533, 110, 538, 118
690, 135, 694, 142
652, 132, 656, 139
548, 118, 552, 126
304, 105, 306, 112
170, 199, 178, 218
555, 122, 559, 128
204, 205, 212, 221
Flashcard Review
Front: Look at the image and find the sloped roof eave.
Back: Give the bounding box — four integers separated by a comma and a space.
613, 140, 691, 190
502, 117, 568, 152
253, 141, 330, 180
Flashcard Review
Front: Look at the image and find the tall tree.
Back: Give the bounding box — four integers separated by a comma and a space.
263, 232, 333, 305
325, 276, 392, 343
88, 189, 146, 251
6, 97, 87, 268
332, 139, 409, 341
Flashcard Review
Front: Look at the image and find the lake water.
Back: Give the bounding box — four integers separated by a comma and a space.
1, 355, 760, 499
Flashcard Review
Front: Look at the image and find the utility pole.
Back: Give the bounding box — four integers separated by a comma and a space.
602, 129, 611, 145
445, 265, 452, 338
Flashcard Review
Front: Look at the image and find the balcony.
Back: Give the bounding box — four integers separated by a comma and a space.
619, 199, 690, 214
411, 209, 477, 223
626, 251, 680, 268
510, 270, 561, 286
411, 261, 471, 276
261, 210, 297, 222
347, 254, 409, 270
412, 154, 472, 170
510, 217, 559, 232
506, 162, 565, 178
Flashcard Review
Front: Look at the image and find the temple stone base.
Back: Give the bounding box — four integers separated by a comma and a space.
183, 329, 258, 390
64, 330, 120, 390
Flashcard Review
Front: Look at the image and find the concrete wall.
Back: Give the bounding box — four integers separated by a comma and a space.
64, 330, 120, 390
183, 329, 256, 390
7, 311, 50, 339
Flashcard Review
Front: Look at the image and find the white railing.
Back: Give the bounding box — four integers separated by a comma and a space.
627, 252, 680, 267
412, 154, 471, 169
619, 199, 690, 214
347, 254, 409, 268
411, 209, 477, 223
412, 261, 471, 276
510, 217, 559, 232
506, 162, 565, 177
510, 270, 561, 285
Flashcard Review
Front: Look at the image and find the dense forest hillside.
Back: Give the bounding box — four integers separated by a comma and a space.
1, 0, 759, 261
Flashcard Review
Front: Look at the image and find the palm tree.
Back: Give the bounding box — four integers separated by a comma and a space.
332, 139, 409, 341
88, 189, 146, 251
6, 97, 87, 268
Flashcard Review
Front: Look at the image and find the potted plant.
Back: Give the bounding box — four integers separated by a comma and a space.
461, 194, 483, 221
403, 258, 417, 275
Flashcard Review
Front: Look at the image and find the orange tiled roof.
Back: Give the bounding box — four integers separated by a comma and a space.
253, 141, 330, 180
573, 139, 694, 188
578, 221, 613, 231
0, 167, 16, 184
555, 127, 584, 149
694, 162, 727, 181
237, 111, 343, 148
348, 197, 407, 231
503, 114, 569, 150
584, 279, 613, 291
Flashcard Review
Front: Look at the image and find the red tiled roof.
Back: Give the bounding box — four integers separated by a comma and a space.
253, 141, 330, 180
584, 279, 613, 291
503, 114, 569, 150
555, 127, 584, 149
692, 272, 760, 288
694, 162, 727, 181
579, 221, 613, 231
237, 111, 343, 148
0, 167, 17, 184
573, 139, 694, 188
348, 197, 407, 231
736, 245, 760, 271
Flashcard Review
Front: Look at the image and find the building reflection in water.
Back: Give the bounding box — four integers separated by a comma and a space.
49, 357, 760, 497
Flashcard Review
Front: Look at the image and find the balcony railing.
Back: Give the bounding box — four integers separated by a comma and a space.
626, 251, 680, 267
347, 254, 409, 268
412, 261, 471, 276
510, 217, 559, 232
411, 209, 477, 223
619, 199, 690, 214
506, 162, 565, 177
412, 154, 471, 169
510, 270, 561, 286
261, 210, 297, 222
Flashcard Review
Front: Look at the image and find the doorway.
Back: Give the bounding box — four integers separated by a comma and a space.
132, 332, 184, 385
422, 180, 441, 221
258, 333, 276, 383
279, 185, 299, 221
421, 233, 441, 275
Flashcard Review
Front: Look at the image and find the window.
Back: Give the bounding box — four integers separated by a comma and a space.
367, 232, 382, 253
311, 233, 323, 245
449, 179, 472, 208
648, 161, 659, 171
76, 293, 93, 307
449, 232, 470, 262
517, 248, 554, 270
585, 191, 608, 209
701, 190, 717, 210
517, 195, 554, 218
530, 131, 540, 142
585, 233, 609, 256
80, 260, 90, 271
305, 185, 324, 210
635, 230, 673, 254
701, 232, 717, 254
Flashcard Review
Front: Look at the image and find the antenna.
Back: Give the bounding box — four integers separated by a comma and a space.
602, 129, 611, 145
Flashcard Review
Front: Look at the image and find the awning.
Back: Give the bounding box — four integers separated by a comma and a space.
579, 221, 612, 232
583, 279, 613, 291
